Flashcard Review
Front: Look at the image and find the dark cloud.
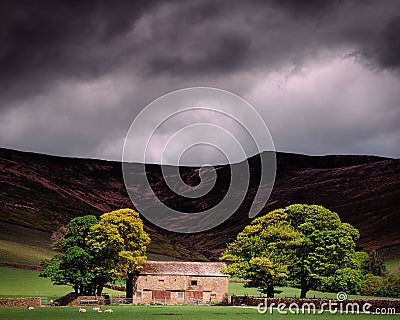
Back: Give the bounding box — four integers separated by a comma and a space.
0, 0, 399, 161
0, 0, 159, 108
373, 15, 400, 69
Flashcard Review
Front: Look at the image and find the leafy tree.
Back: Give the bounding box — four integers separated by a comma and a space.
285, 204, 359, 298
87, 208, 151, 299
40, 215, 98, 294
220, 209, 302, 297
362, 251, 386, 276
40, 209, 150, 297
221, 204, 360, 298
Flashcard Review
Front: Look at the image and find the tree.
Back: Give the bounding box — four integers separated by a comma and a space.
40, 215, 98, 294
221, 204, 360, 299
285, 204, 359, 298
40, 209, 150, 297
87, 208, 150, 299
220, 209, 302, 297
362, 251, 386, 276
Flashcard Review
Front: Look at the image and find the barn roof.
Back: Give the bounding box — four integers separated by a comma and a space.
140, 261, 227, 277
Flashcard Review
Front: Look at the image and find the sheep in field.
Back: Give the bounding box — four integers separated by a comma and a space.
104, 309, 113, 313
78, 307, 87, 312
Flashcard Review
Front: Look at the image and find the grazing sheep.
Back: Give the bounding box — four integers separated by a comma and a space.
93, 307, 101, 311
78, 307, 87, 313
104, 309, 113, 313
27, 306, 35, 310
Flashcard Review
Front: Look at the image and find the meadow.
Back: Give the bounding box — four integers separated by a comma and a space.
0, 267, 121, 300
0, 305, 398, 320
0, 267, 388, 302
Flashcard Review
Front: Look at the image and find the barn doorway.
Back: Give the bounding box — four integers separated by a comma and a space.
185, 291, 203, 302
152, 290, 171, 303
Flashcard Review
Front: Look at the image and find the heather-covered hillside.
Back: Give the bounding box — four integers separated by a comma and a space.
0, 147, 399, 261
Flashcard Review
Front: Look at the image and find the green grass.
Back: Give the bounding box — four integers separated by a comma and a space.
0, 221, 55, 266
0, 239, 55, 266
0, 305, 397, 320
0, 267, 122, 300
0, 267, 386, 301
228, 281, 384, 300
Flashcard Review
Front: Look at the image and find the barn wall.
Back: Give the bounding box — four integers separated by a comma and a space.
135, 274, 228, 304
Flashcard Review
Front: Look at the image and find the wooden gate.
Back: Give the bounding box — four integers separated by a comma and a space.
152, 290, 171, 302
185, 291, 203, 302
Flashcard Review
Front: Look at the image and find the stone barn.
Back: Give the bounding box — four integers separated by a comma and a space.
135, 261, 228, 304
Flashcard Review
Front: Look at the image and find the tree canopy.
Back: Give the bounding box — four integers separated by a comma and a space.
220, 209, 302, 297
40, 208, 150, 297
221, 204, 360, 298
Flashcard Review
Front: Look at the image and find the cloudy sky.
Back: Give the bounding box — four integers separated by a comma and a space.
1, 0, 399, 164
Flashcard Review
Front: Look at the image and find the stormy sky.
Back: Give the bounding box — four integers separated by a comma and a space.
1, 0, 399, 164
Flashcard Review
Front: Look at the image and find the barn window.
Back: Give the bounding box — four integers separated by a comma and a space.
177, 292, 184, 299
210, 294, 216, 299
191, 280, 198, 286
136, 291, 142, 297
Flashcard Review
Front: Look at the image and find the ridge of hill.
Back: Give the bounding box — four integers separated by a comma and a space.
0, 147, 399, 263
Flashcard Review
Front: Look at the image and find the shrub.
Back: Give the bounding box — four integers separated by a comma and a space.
324, 268, 363, 294
361, 274, 383, 296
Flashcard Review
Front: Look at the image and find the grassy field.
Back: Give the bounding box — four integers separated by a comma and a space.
228, 282, 380, 300
0, 305, 398, 320
0, 267, 385, 301
0, 267, 122, 300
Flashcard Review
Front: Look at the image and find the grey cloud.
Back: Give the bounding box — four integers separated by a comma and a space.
0, 0, 399, 161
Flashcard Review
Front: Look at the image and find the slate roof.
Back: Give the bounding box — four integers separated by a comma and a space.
140, 261, 227, 277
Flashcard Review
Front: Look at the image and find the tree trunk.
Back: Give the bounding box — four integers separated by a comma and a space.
126, 273, 134, 300
96, 280, 104, 296
266, 284, 274, 298
300, 272, 309, 298
300, 286, 308, 298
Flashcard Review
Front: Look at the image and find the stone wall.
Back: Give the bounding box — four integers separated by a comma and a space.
0, 297, 41, 307
67, 295, 107, 306
136, 274, 228, 304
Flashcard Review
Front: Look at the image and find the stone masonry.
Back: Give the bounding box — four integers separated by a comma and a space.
135, 261, 228, 304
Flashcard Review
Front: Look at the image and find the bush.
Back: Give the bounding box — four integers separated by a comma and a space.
361, 274, 383, 296
324, 268, 363, 294
378, 274, 400, 298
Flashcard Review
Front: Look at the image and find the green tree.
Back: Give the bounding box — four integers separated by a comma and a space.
285, 204, 359, 298
40, 209, 150, 297
40, 215, 98, 294
87, 208, 151, 299
220, 209, 302, 297
362, 251, 386, 276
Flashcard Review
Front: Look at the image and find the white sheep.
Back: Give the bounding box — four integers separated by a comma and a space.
93, 307, 101, 311
27, 306, 35, 310
104, 309, 113, 313
78, 307, 87, 313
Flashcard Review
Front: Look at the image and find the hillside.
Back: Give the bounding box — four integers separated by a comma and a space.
0, 147, 399, 263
